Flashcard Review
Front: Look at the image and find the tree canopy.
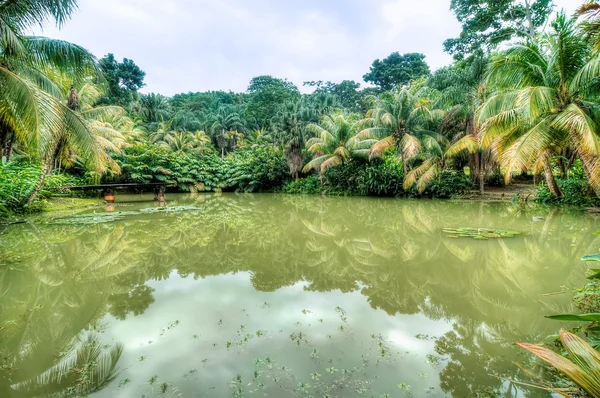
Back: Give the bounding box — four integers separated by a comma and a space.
98, 53, 146, 105
444, 0, 554, 59
362, 52, 430, 91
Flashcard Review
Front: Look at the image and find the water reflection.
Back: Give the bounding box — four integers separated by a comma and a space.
0, 194, 596, 397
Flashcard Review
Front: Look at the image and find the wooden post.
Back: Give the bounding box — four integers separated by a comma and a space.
104, 188, 115, 203
154, 186, 165, 204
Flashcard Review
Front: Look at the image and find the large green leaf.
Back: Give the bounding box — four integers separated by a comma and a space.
546, 314, 600, 322
582, 254, 600, 263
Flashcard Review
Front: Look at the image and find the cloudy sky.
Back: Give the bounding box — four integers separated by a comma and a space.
35, 0, 580, 95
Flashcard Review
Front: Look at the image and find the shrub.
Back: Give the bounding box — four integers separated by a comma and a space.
281, 175, 321, 194
110, 142, 289, 193
422, 171, 473, 199
536, 176, 600, 207
0, 161, 41, 215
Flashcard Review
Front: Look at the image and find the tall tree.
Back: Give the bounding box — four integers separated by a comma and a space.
209, 106, 245, 157
358, 86, 443, 176
98, 53, 146, 106
363, 52, 430, 91
444, 0, 554, 59
430, 57, 490, 194
139, 93, 171, 124
304, 80, 364, 112
478, 13, 600, 197
246, 76, 300, 129
0, 0, 119, 206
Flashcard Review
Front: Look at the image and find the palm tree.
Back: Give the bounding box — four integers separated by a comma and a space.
46, 81, 127, 172
578, 0, 600, 52
140, 93, 171, 124
430, 57, 490, 194
358, 86, 444, 176
0, 0, 101, 159
403, 133, 450, 193
478, 13, 600, 197
302, 113, 372, 174
209, 107, 245, 157
159, 130, 210, 155
273, 101, 314, 179
0, 1, 125, 206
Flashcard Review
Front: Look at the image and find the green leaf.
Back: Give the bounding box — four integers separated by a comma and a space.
582, 254, 600, 263
546, 314, 600, 322
588, 269, 600, 280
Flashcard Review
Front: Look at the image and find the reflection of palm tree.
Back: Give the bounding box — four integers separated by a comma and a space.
11, 332, 122, 397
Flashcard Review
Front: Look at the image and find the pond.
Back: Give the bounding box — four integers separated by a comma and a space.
0, 193, 596, 397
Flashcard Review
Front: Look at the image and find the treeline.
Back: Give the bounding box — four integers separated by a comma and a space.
2, 0, 600, 215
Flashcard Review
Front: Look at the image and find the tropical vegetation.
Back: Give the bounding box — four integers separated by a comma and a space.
5, 0, 600, 217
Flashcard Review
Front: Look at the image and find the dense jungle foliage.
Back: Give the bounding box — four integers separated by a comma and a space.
3, 0, 600, 217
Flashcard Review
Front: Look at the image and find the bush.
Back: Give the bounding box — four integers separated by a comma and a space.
0, 161, 41, 215
319, 154, 405, 196
536, 176, 600, 207
281, 175, 321, 194
421, 171, 473, 199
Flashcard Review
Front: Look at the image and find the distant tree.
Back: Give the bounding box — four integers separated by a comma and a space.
246, 76, 300, 129
209, 107, 245, 157
363, 52, 430, 91
444, 0, 554, 59
140, 93, 171, 124
304, 80, 363, 112
99, 53, 146, 105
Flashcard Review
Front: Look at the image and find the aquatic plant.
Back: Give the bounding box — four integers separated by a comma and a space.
518, 330, 600, 397
442, 227, 522, 240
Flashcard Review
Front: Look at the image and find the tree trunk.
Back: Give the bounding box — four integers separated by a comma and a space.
542, 160, 563, 198
0, 127, 6, 160
523, 0, 535, 39
577, 152, 599, 195
25, 160, 52, 207
479, 157, 485, 195
5, 139, 12, 162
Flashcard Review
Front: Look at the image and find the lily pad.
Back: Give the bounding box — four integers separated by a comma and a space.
442, 227, 522, 241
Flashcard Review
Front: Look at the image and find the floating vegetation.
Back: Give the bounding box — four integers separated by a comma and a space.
49, 213, 126, 225
442, 227, 522, 240
48, 206, 203, 225
426, 354, 441, 366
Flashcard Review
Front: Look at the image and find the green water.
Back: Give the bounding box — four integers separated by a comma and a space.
0, 193, 597, 397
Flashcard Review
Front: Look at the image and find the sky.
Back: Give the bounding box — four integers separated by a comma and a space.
34, 0, 580, 96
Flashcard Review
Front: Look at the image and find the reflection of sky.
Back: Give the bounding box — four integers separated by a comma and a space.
95, 272, 452, 397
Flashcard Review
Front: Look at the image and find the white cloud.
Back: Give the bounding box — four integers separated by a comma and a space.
33, 0, 584, 95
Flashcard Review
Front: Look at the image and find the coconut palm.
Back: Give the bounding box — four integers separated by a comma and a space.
478, 13, 600, 197
578, 0, 600, 52
358, 86, 444, 176
44, 81, 127, 172
430, 57, 491, 194
0, 1, 126, 206
0, 0, 101, 161
302, 113, 372, 174
403, 132, 450, 193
